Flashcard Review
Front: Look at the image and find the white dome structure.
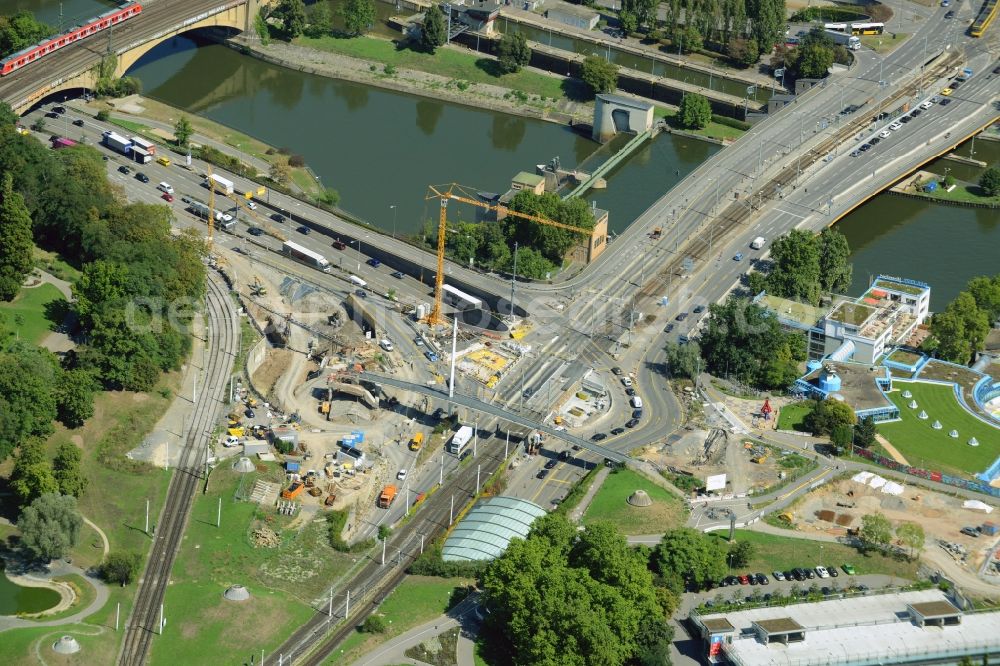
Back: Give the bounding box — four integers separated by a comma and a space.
949, 429, 959, 439
969, 437, 980, 447
918, 410, 928, 420
932, 421, 943, 430
52, 636, 81, 655
908, 400, 918, 409
232, 457, 255, 473
627, 490, 653, 507
223, 584, 251, 602
902, 390, 913, 399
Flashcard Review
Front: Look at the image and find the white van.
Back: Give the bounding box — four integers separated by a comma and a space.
157, 182, 174, 195
349, 275, 367, 287
631, 396, 643, 409
379, 339, 394, 352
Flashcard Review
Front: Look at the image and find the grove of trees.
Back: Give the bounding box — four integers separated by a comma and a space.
18, 493, 83, 561
0, 11, 53, 59
749, 228, 853, 305
929, 274, 1000, 364
271, 0, 308, 38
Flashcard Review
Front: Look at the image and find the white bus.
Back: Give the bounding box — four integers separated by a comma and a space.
442, 284, 482, 310
824, 22, 848, 32
283, 240, 331, 273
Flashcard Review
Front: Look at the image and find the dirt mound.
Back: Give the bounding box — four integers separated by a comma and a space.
251, 524, 280, 548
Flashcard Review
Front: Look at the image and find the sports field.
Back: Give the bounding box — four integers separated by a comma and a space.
879, 381, 1000, 477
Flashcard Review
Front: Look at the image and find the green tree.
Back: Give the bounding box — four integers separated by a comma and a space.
766, 229, 823, 304
728, 38, 760, 68
100, 551, 143, 585
0, 345, 59, 464
0, 11, 54, 58
664, 340, 701, 379
362, 614, 388, 633
796, 42, 834, 78
173, 116, 193, 146
727, 540, 755, 568
339, 0, 375, 37
620, 0, 658, 29
269, 160, 292, 185
503, 190, 595, 265
967, 275, 1000, 323
618, 9, 638, 35
58, 368, 98, 428
679, 93, 712, 130
580, 55, 619, 95
746, 0, 786, 55
859, 512, 893, 554
980, 166, 1000, 197
420, 5, 447, 53
53, 442, 87, 498
0, 172, 35, 301
306, 0, 334, 37
816, 228, 852, 293
18, 493, 82, 561
931, 291, 990, 364
274, 0, 307, 37
653, 527, 727, 591
10, 439, 58, 504
803, 398, 856, 436
853, 416, 877, 448
497, 32, 531, 75
895, 522, 925, 561
830, 423, 853, 451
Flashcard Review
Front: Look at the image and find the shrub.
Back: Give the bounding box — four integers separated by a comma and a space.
327, 509, 349, 550
711, 114, 751, 131
288, 154, 305, 167
95, 109, 110, 121
362, 614, 387, 633
100, 551, 143, 585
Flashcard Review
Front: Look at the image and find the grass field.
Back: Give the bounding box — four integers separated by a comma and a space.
777, 401, 812, 432
33, 246, 81, 284
0, 283, 65, 345
335, 575, 474, 664
3, 622, 119, 666
653, 106, 747, 142
583, 468, 687, 534
880, 381, 1000, 477
713, 529, 920, 580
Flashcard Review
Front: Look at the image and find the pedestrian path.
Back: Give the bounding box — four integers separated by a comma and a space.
568, 466, 609, 523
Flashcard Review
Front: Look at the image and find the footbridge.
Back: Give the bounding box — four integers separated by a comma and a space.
0, 0, 274, 115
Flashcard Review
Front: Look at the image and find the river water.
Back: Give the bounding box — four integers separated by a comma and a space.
0, 0, 116, 29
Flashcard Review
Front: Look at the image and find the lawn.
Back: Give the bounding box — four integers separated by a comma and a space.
330, 575, 473, 664
583, 468, 687, 535
33, 246, 81, 284
880, 381, 1000, 477
0, 283, 65, 345
654, 106, 747, 142
109, 117, 151, 134
918, 179, 1000, 206
714, 529, 920, 581
777, 401, 812, 432
2, 622, 120, 666
300, 34, 568, 102
860, 33, 910, 54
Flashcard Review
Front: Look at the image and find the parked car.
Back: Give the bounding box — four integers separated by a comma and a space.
621, 376, 633, 387
899, 115, 912, 123
755, 573, 769, 585
663, 323, 675, 333
724, 576, 740, 586
772, 571, 785, 581
784, 570, 795, 582
889, 121, 902, 131
961, 526, 980, 537
827, 565, 838, 577
610, 427, 625, 436
815, 565, 829, 578
940, 98, 952, 106
842, 564, 857, 575
625, 387, 635, 396
804, 568, 816, 579
590, 433, 607, 441
247, 227, 264, 236
675, 312, 688, 321
748, 574, 758, 586
631, 409, 642, 420
224, 435, 240, 448
245, 408, 255, 418
738, 575, 750, 585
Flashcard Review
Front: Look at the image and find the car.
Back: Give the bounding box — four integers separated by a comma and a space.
297, 225, 311, 234
391, 271, 404, 279
693, 305, 705, 314
621, 376, 633, 387
379, 339, 394, 352
994, 65, 1000, 75
118, 165, 131, 174
815, 566, 829, 578
941, 0, 950, 5
748, 574, 758, 586
842, 564, 857, 575
930, 95, 942, 103
878, 130, 891, 139
941, 88, 953, 96
889, 121, 902, 131
558, 450, 571, 461
396, 469, 408, 481
919, 100, 933, 110
827, 565, 838, 577
784, 570, 795, 582
45, 111, 60, 118
949, 80, 961, 89
870, 137, 881, 145
940, 98, 952, 106
52, 106, 66, 114
611, 366, 623, 376
675, 312, 688, 321
367, 258, 381, 267
625, 387, 635, 396
631, 409, 643, 419
521, 388, 534, 399
544, 459, 557, 470
161, 193, 174, 202
663, 323, 675, 333
271, 213, 286, 223
960, 526, 980, 537
791, 568, 805, 581
590, 433, 607, 441
859, 143, 871, 152
849, 150, 861, 157
678, 334, 690, 345
156, 156, 171, 167
414, 336, 424, 346
911, 109, 922, 118
899, 115, 912, 123
354, 289, 367, 298
724, 575, 740, 586
738, 575, 750, 585
944, 9, 955, 17
424, 350, 438, 362
245, 408, 255, 418
610, 427, 625, 435
772, 571, 785, 581
135, 172, 149, 183
625, 418, 640, 428
872, 112, 889, 123
247, 226, 264, 236
71, 118, 84, 127
733, 252, 744, 261
536, 469, 549, 480
224, 435, 240, 447
804, 568, 816, 579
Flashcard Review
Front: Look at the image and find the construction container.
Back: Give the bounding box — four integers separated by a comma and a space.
281, 482, 304, 500
285, 461, 300, 473
982, 522, 999, 536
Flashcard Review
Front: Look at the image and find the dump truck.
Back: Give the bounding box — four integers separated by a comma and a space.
409, 432, 424, 451
377, 484, 398, 508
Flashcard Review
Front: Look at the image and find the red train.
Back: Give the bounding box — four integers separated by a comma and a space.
0, 2, 143, 76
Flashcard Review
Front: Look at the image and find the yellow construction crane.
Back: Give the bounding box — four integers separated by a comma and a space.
425, 183, 592, 327
206, 165, 216, 243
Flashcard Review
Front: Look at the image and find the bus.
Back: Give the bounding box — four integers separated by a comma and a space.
850, 22, 884, 35
283, 240, 331, 273
824, 23, 848, 32
970, 0, 997, 37
442, 284, 483, 310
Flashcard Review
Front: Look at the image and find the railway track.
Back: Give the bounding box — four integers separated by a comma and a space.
117, 272, 239, 666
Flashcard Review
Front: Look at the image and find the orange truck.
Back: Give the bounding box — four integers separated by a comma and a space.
408, 432, 424, 451
377, 484, 398, 508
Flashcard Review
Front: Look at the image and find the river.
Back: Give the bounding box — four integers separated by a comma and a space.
0, 0, 116, 29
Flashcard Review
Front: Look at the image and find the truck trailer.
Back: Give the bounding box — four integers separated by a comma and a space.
206, 174, 234, 196
188, 200, 235, 230
283, 240, 331, 273
824, 30, 861, 50
447, 425, 474, 455
102, 130, 132, 156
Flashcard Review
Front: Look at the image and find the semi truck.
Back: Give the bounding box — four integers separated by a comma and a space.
102, 130, 132, 156
206, 174, 234, 196
50, 136, 77, 149
447, 425, 474, 455
377, 484, 398, 508
824, 30, 861, 50
188, 200, 235, 230
283, 240, 331, 273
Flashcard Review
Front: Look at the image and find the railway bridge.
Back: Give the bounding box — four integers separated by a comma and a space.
0, 0, 275, 115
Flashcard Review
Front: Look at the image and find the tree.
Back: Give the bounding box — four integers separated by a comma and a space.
854, 416, 877, 448
269, 160, 292, 185
497, 32, 531, 75
727, 540, 755, 568
746, 0, 785, 52
173, 116, 193, 146
306, 0, 334, 37
0, 11, 54, 58
795, 41, 834, 78
58, 368, 97, 429
653, 527, 727, 591
816, 228, 852, 293
420, 5, 447, 53
664, 340, 701, 379
273, 0, 307, 38
18, 493, 82, 562
620, 0, 658, 29
766, 229, 823, 304
803, 398, 856, 436
858, 512, 893, 554
896, 522, 925, 561
981, 166, 1000, 197
10, 439, 58, 504
830, 423, 853, 451
0, 172, 35, 301
339, 0, 375, 37
53, 442, 87, 498
0, 345, 59, 464
362, 614, 388, 633
679, 93, 712, 130
580, 55, 619, 95
100, 551, 143, 585
617, 9, 638, 35
932, 291, 990, 364
728, 38, 760, 68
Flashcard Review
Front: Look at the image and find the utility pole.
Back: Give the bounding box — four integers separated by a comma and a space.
217, 497, 222, 527
448, 316, 458, 399
145, 499, 150, 534
476, 464, 481, 494
510, 242, 518, 320
450, 495, 454, 525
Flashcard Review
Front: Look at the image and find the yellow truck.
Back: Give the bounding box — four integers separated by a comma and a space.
409, 432, 424, 451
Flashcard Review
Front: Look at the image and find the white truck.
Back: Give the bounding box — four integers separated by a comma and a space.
189, 200, 235, 230
206, 174, 234, 196
447, 425, 474, 455
750, 236, 766, 250
824, 30, 861, 51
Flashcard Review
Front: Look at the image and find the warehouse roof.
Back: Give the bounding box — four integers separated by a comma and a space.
442, 496, 546, 561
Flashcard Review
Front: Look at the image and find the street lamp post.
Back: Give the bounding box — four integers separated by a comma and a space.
390, 205, 397, 239
352, 239, 362, 271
